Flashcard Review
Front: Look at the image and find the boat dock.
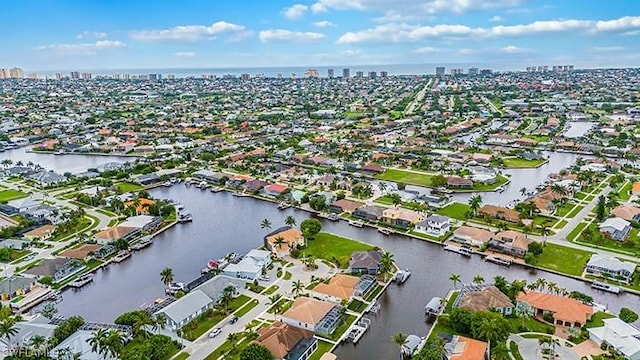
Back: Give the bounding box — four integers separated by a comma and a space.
345, 318, 371, 344
68, 274, 94, 288
394, 269, 411, 284
111, 251, 131, 263
485, 255, 512, 266
425, 297, 443, 319
443, 244, 472, 256
591, 281, 622, 294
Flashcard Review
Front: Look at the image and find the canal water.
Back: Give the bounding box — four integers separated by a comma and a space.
53, 186, 638, 360
0, 147, 134, 174
563, 121, 596, 138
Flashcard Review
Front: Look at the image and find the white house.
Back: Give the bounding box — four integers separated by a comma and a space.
599, 217, 631, 241
585, 254, 636, 283
415, 215, 451, 237
589, 318, 640, 360
223, 249, 271, 280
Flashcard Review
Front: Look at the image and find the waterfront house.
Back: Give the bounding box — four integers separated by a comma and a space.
93, 226, 138, 245
22, 224, 57, 241
0, 276, 37, 303
455, 284, 514, 316
311, 274, 376, 303
263, 184, 289, 198
50, 330, 107, 360
192, 169, 227, 185
254, 321, 317, 360
348, 251, 382, 275
3, 316, 56, 353
479, 205, 521, 223
415, 215, 451, 237
452, 226, 493, 247
280, 297, 343, 335
59, 244, 102, 261
360, 163, 384, 174
134, 173, 160, 185
588, 318, 640, 360
416, 193, 450, 209
242, 179, 269, 192
488, 230, 530, 258
445, 335, 489, 360
24, 258, 84, 282
611, 205, 640, 222
446, 176, 473, 188
352, 205, 385, 221
382, 208, 423, 228
585, 254, 636, 283
329, 199, 364, 214
28, 171, 67, 186
517, 291, 593, 328
223, 249, 271, 280
265, 226, 304, 258
118, 215, 163, 233
123, 198, 155, 215
599, 217, 631, 241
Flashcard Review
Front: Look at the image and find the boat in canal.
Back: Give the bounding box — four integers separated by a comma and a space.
591, 281, 622, 294
425, 297, 443, 320
317, 212, 340, 221
277, 202, 291, 210
165, 282, 186, 295
178, 213, 193, 223
112, 251, 131, 263
69, 273, 94, 288
131, 238, 153, 251
485, 255, 512, 266
394, 269, 411, 284
348, 220, 364, 228
210, 187, 223, 193
163, 181, 172, 187
444, 244, 472, 256
378, 227, 393, 235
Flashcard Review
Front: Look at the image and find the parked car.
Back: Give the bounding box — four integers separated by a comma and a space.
208, 328, 222, 338
229, 315, 238, 324
258, 275, 270, 281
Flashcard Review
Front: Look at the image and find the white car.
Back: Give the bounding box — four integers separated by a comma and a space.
208, 328, 222, 338
258, 275, 270, 281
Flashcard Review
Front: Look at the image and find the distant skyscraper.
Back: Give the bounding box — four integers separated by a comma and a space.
81, 72, 91, 80
380, 71, 388, 78
241, 73, 250, 81
468, 67, 479, 76
8, 67, 24, 78
355, 71, 364, 78
28, 73, 38, 80
327, 68, 334, 78
451, 68, 463, 76
368, 71, 377, 79
480, 69, 492, 75
342, 68, 350, 78
149, 73, 158, 81
435, 66, 445, 77
70, 71, 80, 79
55, 73, 63, 80
167, 74, 175, 80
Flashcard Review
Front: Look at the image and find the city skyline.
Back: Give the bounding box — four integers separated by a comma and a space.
1, 0, 640, 71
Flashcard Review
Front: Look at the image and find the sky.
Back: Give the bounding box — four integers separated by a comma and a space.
2, 0, 640, 72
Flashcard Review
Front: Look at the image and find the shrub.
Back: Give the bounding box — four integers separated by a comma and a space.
543, 312, 554, 323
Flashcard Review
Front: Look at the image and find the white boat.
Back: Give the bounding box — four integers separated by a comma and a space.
131, 239, 152, 251
425, 297, 443, 318
163, 181, 172, 187
277, 203, 291, 210
591, 281, 622, 294
69, 273, 94, 288
378, 227, 393, 235
166, 282, 186, 295
112, 251, 131, 263
394, 269, 411, 284
485, 255, 512, 266
178, 213, 193, 223
444, 244, 472, 256
348, 220, 364, 228
175, 203, 184, 211
54, 150, 65, 155
210, 187, 223, 193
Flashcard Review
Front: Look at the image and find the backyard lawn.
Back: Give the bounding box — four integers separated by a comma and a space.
436, 202, 470, 220
180, 295, 252, 341
307, 341, 334, 360
585, 312, 615, 329
617, 181, 632, 201
116, 182, 143, 193
0, 189, 27, 202
305, 232, 375, 269
535, 243, 593, 276
376, 169, 437, 187
469, 175, 509, 191
566, 222, 588, 242
502, 157, 547, 168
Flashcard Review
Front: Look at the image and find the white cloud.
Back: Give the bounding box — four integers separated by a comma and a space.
500, 45, 531, 53
457, 48, 476, 54
227, 30, 254, 42
36, 40, 125, 55
77, 31, 107, 39
313, 20, 335, 28
174, 51, 196, 57
283, 4, 309, 19
489, 15, 503, 22
337, 16, 640, 44
259, 29, 325, 43
412, 46, 440, 54
589, 46, 625, 52
130, 21, 245, 42
311, 0, 525, 16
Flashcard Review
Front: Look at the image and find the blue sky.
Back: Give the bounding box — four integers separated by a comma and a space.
3, 0, 640, 71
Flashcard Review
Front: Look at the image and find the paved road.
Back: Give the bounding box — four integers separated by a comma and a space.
404, 78, 432, 115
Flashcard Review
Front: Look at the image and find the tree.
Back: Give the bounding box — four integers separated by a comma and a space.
41, 302, 58, 319
29, 334, 46, 352
227, 332, 241, 353
292, 280, 304, 297
88, 328, 108, 356
0, 320, 18, 350
153, 314, 167, 333
273, 236, 286, 250
300, 218, 322, 242
469, 195, 483, 216
390, 193, 402, 207
103, 330, 126, 358
260, 218, 272, 232
493, 276, 508, 294
131, 311, 154, 338
472, 275, 484, 284
379, 251, 394, 281
378, 181, 388, 194
449, 273, 461, 289
285, 216, 296, 227
596, 195, 607, 221
431, 175, 447, 188
528, 241, 543, 256
391, 332, 409, 360
491, 342, 511, 360
240, 343, 272, 360
619, 308, 639, 323
160, 267, 174, 287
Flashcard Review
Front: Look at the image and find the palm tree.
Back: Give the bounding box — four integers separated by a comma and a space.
160, 267, 174, 287
379, 251, 394, 281
378, 181, 388, 194
391, 332, 409, 360
132, 312, 154, 338
285, 216, 296, 227
41, 302, 58, 319
390, 193, 402, 207
477, 317, 500, 343
472, 275, 484, 284
534, 278, 547, 292
105, 330, 126, 358
87, 328, 107, 356
449, 273, 461, 289
0, 320, 17, 350
273, 236, 286, 250
520, 187, 528, 197
491, 341, 511, 360
547, 282, 558, 295
551, 183, 568, 197
30, 335, 46, 351
539, 223, 551, 244
153, 313, 167, 333
469, 195, 483, 216
219, 292, 233, 313
260, 218, 272, 232
292, 280, 304, 297
227, 332, 240, 353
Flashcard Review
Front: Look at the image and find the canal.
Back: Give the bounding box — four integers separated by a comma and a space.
563, 121, 596, 138
53, 186, 638, 360
0, 146, 134, 174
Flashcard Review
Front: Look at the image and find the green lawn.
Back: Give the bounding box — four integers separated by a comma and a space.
566, 222, 588, 242
618, 181, 632, 201
0, 189, 27, 202
234, 298, 259, 318
52, 216, 92, 241
304, 232, 375, 269
347, 299, 368, 313
180, 295, 252, 341
318, 314, 357, 342
173, 353, 190, 360
284, 271, 292, 280
578, 226, 640, 255
376, 169, 437, 187
469, 175, 509, 192
444, 291, 459, 314
585, 311, 615, 329
506, 316, 554, 334
427, 319, 456, 341
263, 285, 279, 295
566, 204, 585, 218
436, 202, 470, 220
502, 157, 546, 168
364, 284, 384, 302
204, 334, 253, 360
267, 298, 293, 314
556, 202, 584, 218
116, 182, 143, 193
535, 243, 593, 276
307, 340, 334, 360
510, 342, 524, 360
2, 249, 31, 263
373, 195, 394, 205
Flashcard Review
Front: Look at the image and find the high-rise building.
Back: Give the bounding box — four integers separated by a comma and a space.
55, 73, 63, 80
149, 73, 158, 81
167, 74, 175, 80
0, 69, 10, 78
435, 66, 445, 77
70, 71, 80, 79
480, 69, 492, 75
123, 73, 130, 80
327, 68, 334, 78
9, 67, 24, 78
380, 71, 388, 78
241, 73, 250, 81
451, 68, 463, 76
81, 72, 92, 80
468, 67, 479, 76
355, 71, 364, 78
368, 71, 377, 79
28, 73, 38, 80
342, 68, 350, 78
